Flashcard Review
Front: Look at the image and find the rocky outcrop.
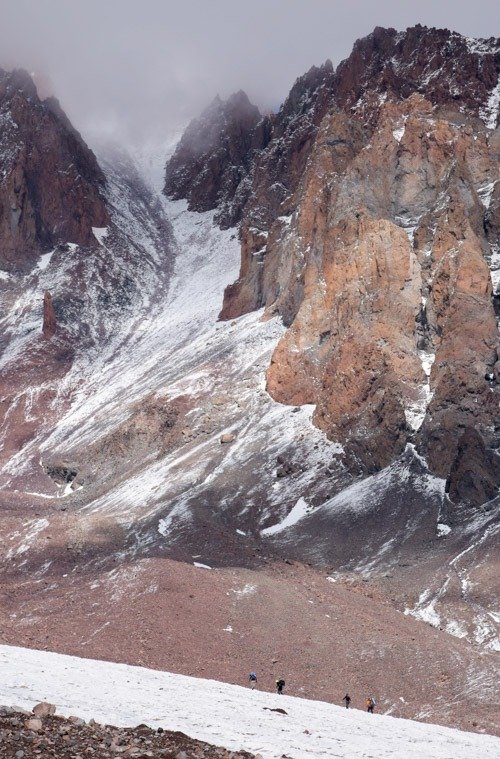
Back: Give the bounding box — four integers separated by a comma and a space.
0, 68, 108, 272
243, 60, 336, 229
445, 427, 500, 507
164, 90, 268, 227
332, 25, 500, 125
265, 94, 499, 482
42, 290, 57, 338
218, 61, 337, 320
221, 26, 500, 318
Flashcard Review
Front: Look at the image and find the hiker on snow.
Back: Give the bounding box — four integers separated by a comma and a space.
276, 678, 285, 695
342, 693, 351, 708
366, 697, 375, 713
248, 672, 257, 689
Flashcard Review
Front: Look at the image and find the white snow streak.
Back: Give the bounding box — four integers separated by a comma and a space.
92, 226, 109, 246
261, 497, 312, 536
404, 350, 435, 432
480, 75, 500, 130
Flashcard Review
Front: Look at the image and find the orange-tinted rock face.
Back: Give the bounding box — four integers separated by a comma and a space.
263, 95, 499, 483
266, 204, 423, 471
220, 26, 500, 318
0, 69, 108, 272
217, 28, 500, 500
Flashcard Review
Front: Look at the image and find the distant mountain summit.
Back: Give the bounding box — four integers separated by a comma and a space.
164, 89, 269, 227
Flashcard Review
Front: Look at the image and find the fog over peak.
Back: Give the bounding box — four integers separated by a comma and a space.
1, 0, 498, 148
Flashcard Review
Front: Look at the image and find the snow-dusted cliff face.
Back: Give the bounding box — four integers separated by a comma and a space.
0, 30, 499, 737
164, 90, 270, 228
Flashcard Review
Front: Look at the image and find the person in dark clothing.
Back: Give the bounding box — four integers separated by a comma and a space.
342, 693, 351, 708
276, 678, 285, 695
248, 672, 257, 689
366, 697, 375, 713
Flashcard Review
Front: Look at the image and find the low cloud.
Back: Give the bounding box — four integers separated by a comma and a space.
1, 0, 498, 147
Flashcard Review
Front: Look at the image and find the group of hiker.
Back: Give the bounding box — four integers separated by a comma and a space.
343, 693, 376, 713
248, 673, 376, 711
249, 672, 285, 694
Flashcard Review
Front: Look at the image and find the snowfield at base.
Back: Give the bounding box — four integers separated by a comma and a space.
0, 647, 499, 759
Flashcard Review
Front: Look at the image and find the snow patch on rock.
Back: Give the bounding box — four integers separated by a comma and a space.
261, 497, 312, 536
480, 74, 500, 129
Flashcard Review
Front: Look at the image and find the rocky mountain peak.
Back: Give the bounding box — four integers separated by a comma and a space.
0, 67, 108, 272
164, 89, 265, 227
226, 88, 257, 111
277, 59, 335, 124
0, 66, 39, 101
333, 24, 500, 126
220, 58, 337, 237
166, 25, 500, 245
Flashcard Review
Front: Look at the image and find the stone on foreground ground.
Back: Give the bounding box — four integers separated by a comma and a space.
0, 705, 254, 759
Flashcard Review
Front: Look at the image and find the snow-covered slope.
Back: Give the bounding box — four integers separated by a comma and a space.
1, 645, 498, 759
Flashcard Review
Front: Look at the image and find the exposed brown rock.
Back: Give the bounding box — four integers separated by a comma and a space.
445, 427, 500, 507
242, 60, 336, 229
176, 53, 500, 500
216, 34, 500, 493
42, 290, 57, 338
333, 25, 500, 126
266, 210, 421, 471
32, 702, 56, 718
24, 718, 42, 732
221, 27, 500, 320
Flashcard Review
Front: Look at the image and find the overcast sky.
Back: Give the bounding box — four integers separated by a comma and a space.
1, 0, 498, 146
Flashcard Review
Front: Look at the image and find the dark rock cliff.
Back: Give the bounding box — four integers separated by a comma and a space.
164, 90, 268, 228
0, 68, 108, 272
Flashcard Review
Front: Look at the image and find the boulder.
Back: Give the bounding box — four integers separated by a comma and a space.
68, 715, 86, 726
24, 717, 43, 731
32, 702, 56, 718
